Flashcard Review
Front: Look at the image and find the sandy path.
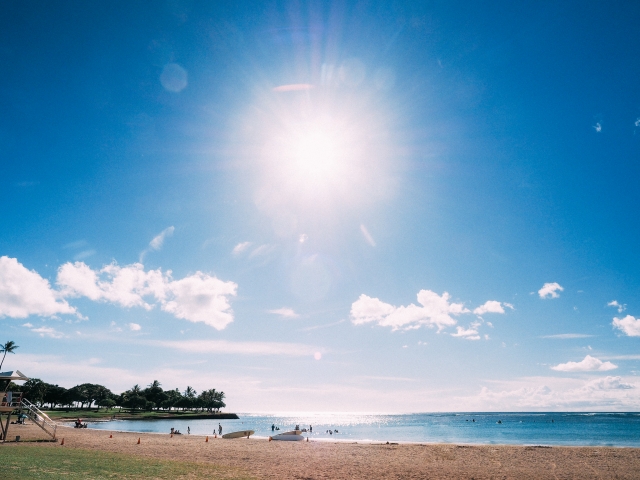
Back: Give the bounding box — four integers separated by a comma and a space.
3, 423, 640, 479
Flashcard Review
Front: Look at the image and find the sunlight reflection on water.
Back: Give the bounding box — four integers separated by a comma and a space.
83, 412, 640, 446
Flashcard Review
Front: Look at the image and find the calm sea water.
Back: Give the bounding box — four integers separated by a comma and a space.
80, 413, 640, 446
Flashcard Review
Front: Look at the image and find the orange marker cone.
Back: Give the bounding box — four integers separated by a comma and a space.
206, 436, 209, 442
269, 436, 272, 442
60, 438, 65, 445
109, 434, 112, 438
137, 437, 140, 444
170, 434, 173, 438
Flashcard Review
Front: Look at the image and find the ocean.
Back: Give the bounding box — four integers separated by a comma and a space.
81, 412, 640, 446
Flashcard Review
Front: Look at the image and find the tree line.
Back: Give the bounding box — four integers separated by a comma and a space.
5, 379, 226, 413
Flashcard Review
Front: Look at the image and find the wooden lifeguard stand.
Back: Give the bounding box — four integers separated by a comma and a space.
0, 370, 28, 442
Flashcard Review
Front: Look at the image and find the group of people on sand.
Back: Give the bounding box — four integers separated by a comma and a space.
170, 423, 222, 436
326, 429, 339, 435
74, 418, 87, 429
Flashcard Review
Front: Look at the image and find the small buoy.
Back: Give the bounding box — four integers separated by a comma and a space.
137, 437, 141, 444
206, 436, 209, 442
109, 434, 112, 438
60, 438, 65, 446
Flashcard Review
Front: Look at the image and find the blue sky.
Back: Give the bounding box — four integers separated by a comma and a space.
1, 1, 640, 412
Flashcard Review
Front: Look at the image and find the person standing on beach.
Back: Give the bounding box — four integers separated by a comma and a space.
188, 426, 190, 434
218, 423, 222, 435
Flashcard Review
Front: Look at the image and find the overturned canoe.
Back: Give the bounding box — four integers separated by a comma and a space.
222, 430, 254, 439
270, 433, 304, 441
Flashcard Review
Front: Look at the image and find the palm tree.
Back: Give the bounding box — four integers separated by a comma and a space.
0, 341, 19, 370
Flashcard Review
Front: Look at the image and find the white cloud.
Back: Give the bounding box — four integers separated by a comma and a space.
0, 256, 77, 319
360, 224, 376, 247
612, 315, 640, 337
451, 326, 480, 340
473, 300, 512, 315
128, 323, 141, 331
57, 262, 166, 310
140, 226, 175, 261
160, 272, 237, 329
593, 122, 602, 132
608, 300, 626, 313
635, 118, 640, 128
57, 261, 237, 330
538, 282, 563, 299
551, 355, 617, 372
232, 241, 251, 255
350, 290, 470, 331
269, 307, 300, 319
541, 333, 594, 339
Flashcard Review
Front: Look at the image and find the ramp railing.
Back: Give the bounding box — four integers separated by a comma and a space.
20, 398, 57, 439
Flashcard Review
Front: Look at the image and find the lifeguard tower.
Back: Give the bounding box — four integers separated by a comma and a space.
0, 370, 57, 442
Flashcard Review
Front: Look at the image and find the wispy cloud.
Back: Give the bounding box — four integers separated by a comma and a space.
541, 333, 594, 339
23, 324, 65, 339
612, 315, 640, 337
63, 240, 88, 250
140, 226, 175, 262
593, 122, 602, 132
359, 376, 418, 382
74, 250, 96, 261
607, 300, 626, 313
538, 282, 563, 299
249, 244, 274, 258
269, 307, 300, 319
551, 355, 617, 372
360, 224, 376, 247
232, 241, 251, 255
127, 323, 141, 331
152, 339, 324, 357
299, 319, 345, 332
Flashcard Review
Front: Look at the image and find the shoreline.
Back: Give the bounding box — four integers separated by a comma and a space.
3, 423, 640, 479
47, 420, 640, 448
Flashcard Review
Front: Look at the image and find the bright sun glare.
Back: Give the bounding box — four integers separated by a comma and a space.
288, 122, 345, 179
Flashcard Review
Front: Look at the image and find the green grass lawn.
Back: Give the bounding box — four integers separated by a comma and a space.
0, 445, 255, 479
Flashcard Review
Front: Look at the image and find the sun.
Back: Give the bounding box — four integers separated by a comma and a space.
287, 120, 346, 180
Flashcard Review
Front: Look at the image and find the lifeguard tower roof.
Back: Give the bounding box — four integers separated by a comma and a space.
0, 371, 29, 382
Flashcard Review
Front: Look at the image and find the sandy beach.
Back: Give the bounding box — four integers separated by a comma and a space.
2, 423, 640, 479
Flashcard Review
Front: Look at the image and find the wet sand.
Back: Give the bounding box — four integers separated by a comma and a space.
3, 423, 640, 479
